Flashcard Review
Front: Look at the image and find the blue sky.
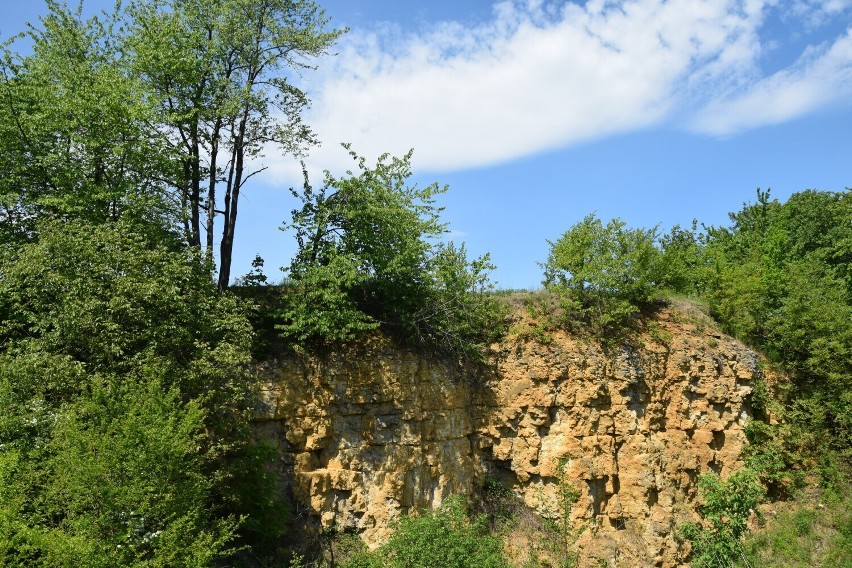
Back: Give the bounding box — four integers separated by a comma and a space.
2, 0, 851, 289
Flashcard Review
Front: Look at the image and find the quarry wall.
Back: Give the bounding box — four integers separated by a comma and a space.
255, 302, 759, 566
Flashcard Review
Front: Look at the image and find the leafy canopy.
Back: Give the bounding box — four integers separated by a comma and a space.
1, 0, 342, 288
0, 1, 174, 245
125, 0, 344, 289
689, 190, 852, 454
542, 214, 661, 335
280, 147, 505, 360
0, 219, 271, 565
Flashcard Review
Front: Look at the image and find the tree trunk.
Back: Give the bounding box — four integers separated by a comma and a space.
189, 122, 202, 249
206, 120, 222, 256
217, 112, 249, 292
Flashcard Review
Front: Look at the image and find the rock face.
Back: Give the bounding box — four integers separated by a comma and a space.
256, 303, 759, 566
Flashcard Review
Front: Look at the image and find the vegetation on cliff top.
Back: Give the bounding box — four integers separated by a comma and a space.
535, 188, 851, 567
277, 146, 506, 361
535, 189, 851, 468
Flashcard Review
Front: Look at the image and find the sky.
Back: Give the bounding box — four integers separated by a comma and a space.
2, 0, 851, 289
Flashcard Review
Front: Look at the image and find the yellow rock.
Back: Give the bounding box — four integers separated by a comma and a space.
256, 303, 768, 567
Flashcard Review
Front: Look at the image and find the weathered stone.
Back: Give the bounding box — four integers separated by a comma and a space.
255, 302, 763, 566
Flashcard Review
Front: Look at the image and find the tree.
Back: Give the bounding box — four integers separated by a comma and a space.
779, 189, 852, 300
280, 148, 505, 360
683, 188, 852, 461
542, 214, 660, 334
1, 0, 342, 284
0, 218, 283, 563
0, 1, 174, 245
418, 241, 504, 358
657, 220, 708, 295
126, 0, 344, 291
283, 148, 445, 339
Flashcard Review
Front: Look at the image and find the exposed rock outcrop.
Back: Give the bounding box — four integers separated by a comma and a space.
255, 302, 759, 566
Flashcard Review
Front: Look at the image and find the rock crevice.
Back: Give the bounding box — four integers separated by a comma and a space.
256, 304, 759, 566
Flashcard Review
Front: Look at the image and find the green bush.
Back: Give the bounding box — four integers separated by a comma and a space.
657, 221, 708, 295
0, 219, 282, 563
0, 378, 237, 567
699, 190, 852, 458
542, 214, 661, 336
280, 148, 506, 361
341, 496, 509, 568
743, 420, 804, 495
680, 468, 765, 568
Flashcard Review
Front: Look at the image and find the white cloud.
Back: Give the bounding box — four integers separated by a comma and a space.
261, 0, 852, 182
691, 27, 852, 134
790, 0, 852, 28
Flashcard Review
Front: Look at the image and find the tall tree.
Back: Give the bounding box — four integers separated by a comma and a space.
0, 1, 174, 245
126, 0, 343, 290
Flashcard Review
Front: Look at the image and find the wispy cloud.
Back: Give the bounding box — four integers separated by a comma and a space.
789, 0, 852, 28
691, 27, 852, 134
263, 0, 852, 182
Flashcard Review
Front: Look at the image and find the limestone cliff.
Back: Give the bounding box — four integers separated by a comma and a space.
255, 300, 760, 567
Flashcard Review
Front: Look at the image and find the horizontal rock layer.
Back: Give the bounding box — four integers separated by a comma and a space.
256, 303, 759, 566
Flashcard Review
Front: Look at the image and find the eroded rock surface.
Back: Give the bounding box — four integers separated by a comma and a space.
256, 303, 759, 566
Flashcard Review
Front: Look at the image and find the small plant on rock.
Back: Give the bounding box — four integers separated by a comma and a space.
679, 468, 765, 567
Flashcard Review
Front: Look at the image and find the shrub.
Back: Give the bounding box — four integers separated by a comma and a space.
0, 219, 280, 563
341, 496, 509, 568
680, 468, 765, 567
542, 214, 660, 336
280, 148, 506, 361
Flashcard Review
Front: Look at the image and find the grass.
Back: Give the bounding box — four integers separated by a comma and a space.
736, 485, 852, 568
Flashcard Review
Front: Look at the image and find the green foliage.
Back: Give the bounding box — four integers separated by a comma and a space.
0, 378, 237, 567
341, 496, 509, 568
420, 242, 507, 357
523, 458, 583, 568
529, 459, 584, 568
737, 487, 852, 568
126, 0, 343, 288
478, 473, 586, 568
0, 219, 252, 403
657, 220, 708, 295
0, 1, 175, 244
680, 468, 765, 568
520, 293, 559, 344
698, 189, 852, 458
480, 478, 519, 529
1, 0, 342, 287
743, 420, 804, 495
542, 214, 660, 336
236, 254, 270, 287
0, 219, 284, 564
280, 148, 506, 360
281, 147, 445, 343
223, 441, 291, 555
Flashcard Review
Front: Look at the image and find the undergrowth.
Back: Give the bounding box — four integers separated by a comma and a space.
737, 483, 852, 568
